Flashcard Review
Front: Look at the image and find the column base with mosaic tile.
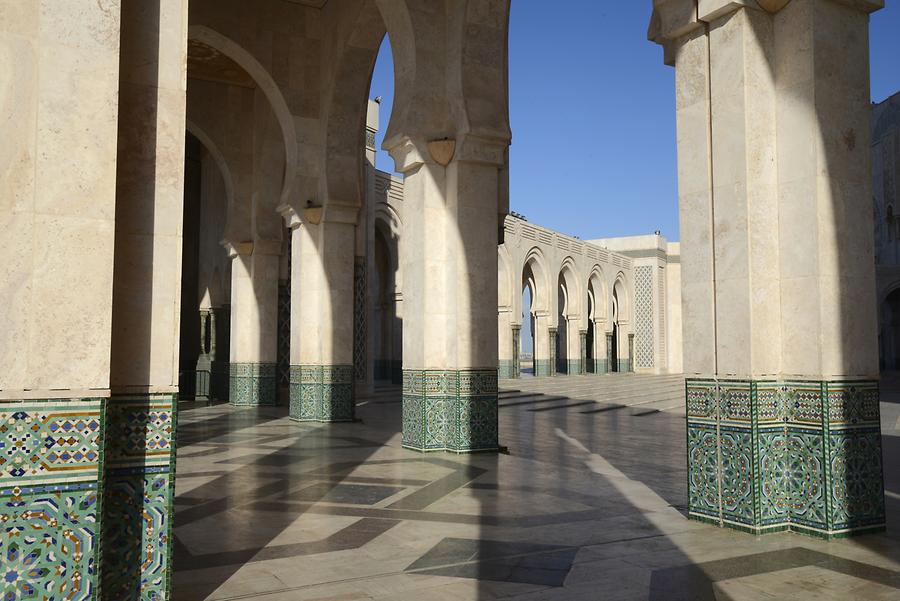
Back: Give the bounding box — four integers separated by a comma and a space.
1, 397, 107, 601
230, 362, 277, 406
289, 365, 355, 422
686, 379, 885, 539
102, 393, 177, 600
402, 370, 499, 453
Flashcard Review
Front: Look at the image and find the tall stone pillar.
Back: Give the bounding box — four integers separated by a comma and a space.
533, 313, 553, 376
282, 206, 356, 422
392, 136, 504, 452
566, 319, 582, 374
606, 333, 614, 373
594, 320, 608, 373
549, 327, 559, 377
652, 0, 885, 537
498, 309, 516, 378
226, 241, 279, 406
512, 325, 522, 378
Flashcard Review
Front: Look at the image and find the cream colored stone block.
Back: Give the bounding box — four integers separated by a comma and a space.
0, 2, 38, 36
0, 32, 37, 215
30, 214, 115, 390
34, 44, 120, 221
39, 0, 120, 54
0, 213, 33, 390
780, 275, 821, 377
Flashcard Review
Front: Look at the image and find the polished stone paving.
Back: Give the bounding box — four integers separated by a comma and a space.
172, 373, 900, 600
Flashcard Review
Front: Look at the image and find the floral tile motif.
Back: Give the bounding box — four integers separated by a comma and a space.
1, 484, 100, 601
229, 362, 277, 406
687, 424, 719, 519
289, 365, 354, 422
687, 378, 885, 538
402, 370, 499, 453
828, 428, 885, 531
719, 426, 754, 525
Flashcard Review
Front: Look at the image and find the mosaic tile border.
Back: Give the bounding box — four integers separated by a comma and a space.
229, 362, 277, 406
289, 365, 355, 423
103, 393, 177, 601
402, 369, 499, 453
686, 378, 885, 539
1, 397, 107, 600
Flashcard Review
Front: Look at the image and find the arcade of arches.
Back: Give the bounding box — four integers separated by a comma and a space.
1, 1, 896, 599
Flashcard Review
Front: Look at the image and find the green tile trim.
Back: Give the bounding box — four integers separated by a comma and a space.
1, 396, 107, 600
289, 364, 354, 422
567, 360, 582, 376
593, 359, 608, 374
498, 360, 517, 379
686, 378, 885, 539
401, 369, 499, 453
229, 362, 277, 406
534, 359, 553, 377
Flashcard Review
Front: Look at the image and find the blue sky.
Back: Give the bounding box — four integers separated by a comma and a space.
369, 3, 900, 243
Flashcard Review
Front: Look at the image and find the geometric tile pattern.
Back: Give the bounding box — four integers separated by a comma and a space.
1, 398, 106, 600
289, 365, 354, 422
353, 257, 367, 382
634, 265, 654, 369
567, 359, 582, 376
402, 370, 499, 453
686, 378, 885, 538
103, 393, 177, 600
277, 279, 291, 388
230, 362, 277, 406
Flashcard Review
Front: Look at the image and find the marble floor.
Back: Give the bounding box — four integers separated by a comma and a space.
172, 373, 900, 600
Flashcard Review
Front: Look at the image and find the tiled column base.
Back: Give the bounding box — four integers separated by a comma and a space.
402, 370, 499, 453
687, 379, 885, 539
1, 397, 106, 600
594, 359, 608, 374
498, 360, 517, 379
229, 362, 277, 406
289, 365, 354, 422
103, 394, 177, 600
567, 360, 582, 375
534, 360, 552, 377
618, 359, 632, 373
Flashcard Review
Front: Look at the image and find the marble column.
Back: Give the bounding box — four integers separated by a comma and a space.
579, 329, 588, 375
226, 240, 279, 406
566, 318, 582, 375
606, 333, 614, 373
392, 136, 505, 452
533, 313, 553, 377
498, 309, 516, 378
652, 0, 885, 537
512, 325, 522, 378
594, 320, 608, 373
282, 205, 356, 422
548, 327, 558, 377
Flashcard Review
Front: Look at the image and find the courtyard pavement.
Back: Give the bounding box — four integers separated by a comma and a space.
172, 373, 900, 600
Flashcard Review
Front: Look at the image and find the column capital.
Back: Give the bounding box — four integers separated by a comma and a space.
222, 239, 254, 258
386, 133, 510, 173
277, 203, 303, 230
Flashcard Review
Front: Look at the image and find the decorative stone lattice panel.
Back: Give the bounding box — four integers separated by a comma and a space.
634, 265, 654, 368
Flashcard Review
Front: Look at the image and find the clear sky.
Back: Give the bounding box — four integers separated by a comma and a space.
369, 3, 900, 244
